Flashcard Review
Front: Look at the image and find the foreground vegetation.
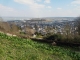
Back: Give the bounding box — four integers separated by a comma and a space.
0, 33, 80, 60
44, 34, 80, 44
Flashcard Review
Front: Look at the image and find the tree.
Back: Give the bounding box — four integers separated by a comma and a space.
26, 26, 35, 37
75, 17, 80, 35
63, 22, 72, 40
0, 22, 11, 33
8, 22, 21, 35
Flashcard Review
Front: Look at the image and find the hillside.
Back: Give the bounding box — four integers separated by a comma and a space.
0, 33, 80, 60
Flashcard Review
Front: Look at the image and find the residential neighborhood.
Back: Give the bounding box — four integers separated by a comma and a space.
5, 17, 78, 37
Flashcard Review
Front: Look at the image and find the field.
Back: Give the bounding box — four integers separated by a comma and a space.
0, 33, 80, 60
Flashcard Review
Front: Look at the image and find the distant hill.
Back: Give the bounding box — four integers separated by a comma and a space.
2, 17, 76, 21
43, 17, 76, 21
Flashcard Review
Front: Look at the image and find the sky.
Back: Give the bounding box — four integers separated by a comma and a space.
0, 0, 80, 17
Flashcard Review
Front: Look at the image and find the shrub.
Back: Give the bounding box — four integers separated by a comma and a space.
44, 34, 62, 41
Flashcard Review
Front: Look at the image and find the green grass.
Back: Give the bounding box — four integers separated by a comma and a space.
0, 33, 80, 60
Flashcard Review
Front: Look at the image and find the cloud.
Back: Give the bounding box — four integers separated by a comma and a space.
74, 5, 80, 10
71, 0, 80, 4
47, 6, 52, 8
2, 0, 79, 17
14, 0, 34, 5
0, 4, 27, 17
44, 0, 50, 3
0, 3, 80, 17
14, 0, 47, 17
57, 8, 62, 10
0, 4, 14, 12
36, 0, 42, 2
0, 4, 16, 16
14, 0, 45, 9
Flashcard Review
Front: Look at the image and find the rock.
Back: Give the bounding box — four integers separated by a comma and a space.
51, 42, 56, 46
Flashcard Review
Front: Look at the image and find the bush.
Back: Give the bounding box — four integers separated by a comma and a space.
74, 35, 80, 43
44, 34, 62, 41
44, 33, 80, 44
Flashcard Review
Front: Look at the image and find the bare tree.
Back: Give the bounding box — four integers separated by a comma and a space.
75, 17, 80, 35
0, 17, 11, 33
9, 23, 19, 34
26, 26, 35, 37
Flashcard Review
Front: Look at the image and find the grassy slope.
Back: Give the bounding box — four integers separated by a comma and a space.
0, 33, 80, 60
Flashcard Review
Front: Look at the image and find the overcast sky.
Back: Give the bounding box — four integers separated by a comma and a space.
0, 0, 80, 17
